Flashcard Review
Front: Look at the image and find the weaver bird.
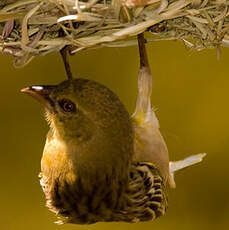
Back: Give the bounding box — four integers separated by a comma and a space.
21, 34, 205, 224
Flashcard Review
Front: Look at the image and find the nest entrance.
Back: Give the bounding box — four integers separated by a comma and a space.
0, 0, 229, 67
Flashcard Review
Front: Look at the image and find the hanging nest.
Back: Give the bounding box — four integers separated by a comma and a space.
0, 0, 229, 67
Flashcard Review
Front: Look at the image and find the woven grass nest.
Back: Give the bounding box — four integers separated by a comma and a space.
0, 0, 229, 67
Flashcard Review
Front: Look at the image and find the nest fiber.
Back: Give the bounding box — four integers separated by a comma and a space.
0, 0, 229, 67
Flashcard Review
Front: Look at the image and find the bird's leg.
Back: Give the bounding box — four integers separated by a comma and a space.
133, 33, 206, 189
137, 33, 150, 69
133, 33, 154, 123
60, 46, 73, 80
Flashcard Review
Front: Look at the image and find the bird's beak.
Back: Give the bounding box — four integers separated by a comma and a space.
21, 85, 56, 111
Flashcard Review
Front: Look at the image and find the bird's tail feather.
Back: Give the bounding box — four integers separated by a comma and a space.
168, 153, 206, 188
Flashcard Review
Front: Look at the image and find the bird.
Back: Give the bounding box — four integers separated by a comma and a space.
21, 33, 205, 224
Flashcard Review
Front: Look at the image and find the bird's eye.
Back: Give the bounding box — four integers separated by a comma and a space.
58, 99, 76, 113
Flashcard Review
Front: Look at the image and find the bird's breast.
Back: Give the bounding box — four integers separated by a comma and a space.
41, 132, 77, 184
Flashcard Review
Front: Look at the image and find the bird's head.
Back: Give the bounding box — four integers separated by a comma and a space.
21, 78, 133, 176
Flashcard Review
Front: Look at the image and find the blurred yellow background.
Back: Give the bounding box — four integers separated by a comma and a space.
1, 41, 229, 230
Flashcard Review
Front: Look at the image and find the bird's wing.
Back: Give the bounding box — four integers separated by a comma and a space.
123, 162, 168, 222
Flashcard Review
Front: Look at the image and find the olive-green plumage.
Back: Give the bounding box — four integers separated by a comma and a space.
22, 78, 168, 224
